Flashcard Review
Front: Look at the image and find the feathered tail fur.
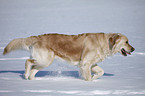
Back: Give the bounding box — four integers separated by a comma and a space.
3, 36, 39, 55
3, 38, 27, 55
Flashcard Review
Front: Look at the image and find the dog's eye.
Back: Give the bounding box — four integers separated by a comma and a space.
126, 41, 128, 44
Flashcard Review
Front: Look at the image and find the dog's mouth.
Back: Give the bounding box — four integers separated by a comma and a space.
121, 48, 131, 56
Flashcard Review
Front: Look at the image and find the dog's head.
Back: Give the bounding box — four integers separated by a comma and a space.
109, 33, 135, 56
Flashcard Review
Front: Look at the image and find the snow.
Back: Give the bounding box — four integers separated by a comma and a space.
0, 0, 145, 96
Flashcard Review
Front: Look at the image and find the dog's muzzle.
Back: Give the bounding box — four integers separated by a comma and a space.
121, 47, 135, 56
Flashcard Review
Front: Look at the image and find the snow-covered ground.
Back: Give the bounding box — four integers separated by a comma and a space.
0, 0, 145, 96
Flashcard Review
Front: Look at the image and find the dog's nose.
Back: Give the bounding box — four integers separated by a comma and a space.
131, 47, 135, 52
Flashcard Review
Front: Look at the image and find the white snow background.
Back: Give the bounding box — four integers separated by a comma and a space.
0, 0, 145, 96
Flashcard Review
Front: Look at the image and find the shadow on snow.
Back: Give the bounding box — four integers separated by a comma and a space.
0, 70, 114, 79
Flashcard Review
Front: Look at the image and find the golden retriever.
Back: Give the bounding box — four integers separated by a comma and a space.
3, 33, 135, 81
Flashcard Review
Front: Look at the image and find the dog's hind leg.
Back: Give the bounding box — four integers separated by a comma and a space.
28, 65, 44, 80
28, 50, 55, 80
24, 59, 34, 80
91, 64, 104, 80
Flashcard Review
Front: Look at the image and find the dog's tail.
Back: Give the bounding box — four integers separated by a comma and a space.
3, 36, 38, 55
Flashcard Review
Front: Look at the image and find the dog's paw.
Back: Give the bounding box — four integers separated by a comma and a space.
28, 76, 35, 80
84, 77, 92, 81
24, 74, 29, 80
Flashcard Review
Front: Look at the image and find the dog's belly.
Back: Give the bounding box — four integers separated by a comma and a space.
55, 56, 79, 66
54, 50, 82, 62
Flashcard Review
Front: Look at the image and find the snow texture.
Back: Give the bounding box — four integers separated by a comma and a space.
0, 0, 145, 96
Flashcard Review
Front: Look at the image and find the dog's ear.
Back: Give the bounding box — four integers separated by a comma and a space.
109, 34, 120, 50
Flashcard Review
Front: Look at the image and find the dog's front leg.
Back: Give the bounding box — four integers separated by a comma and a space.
80, 64, 92, 81
79, 45, 97, 81
91, 64, 104, 80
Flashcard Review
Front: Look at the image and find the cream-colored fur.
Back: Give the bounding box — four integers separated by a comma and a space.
3, 33, 135, 81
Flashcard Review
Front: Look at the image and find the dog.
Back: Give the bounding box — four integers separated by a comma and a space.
3, 33, 135, 81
